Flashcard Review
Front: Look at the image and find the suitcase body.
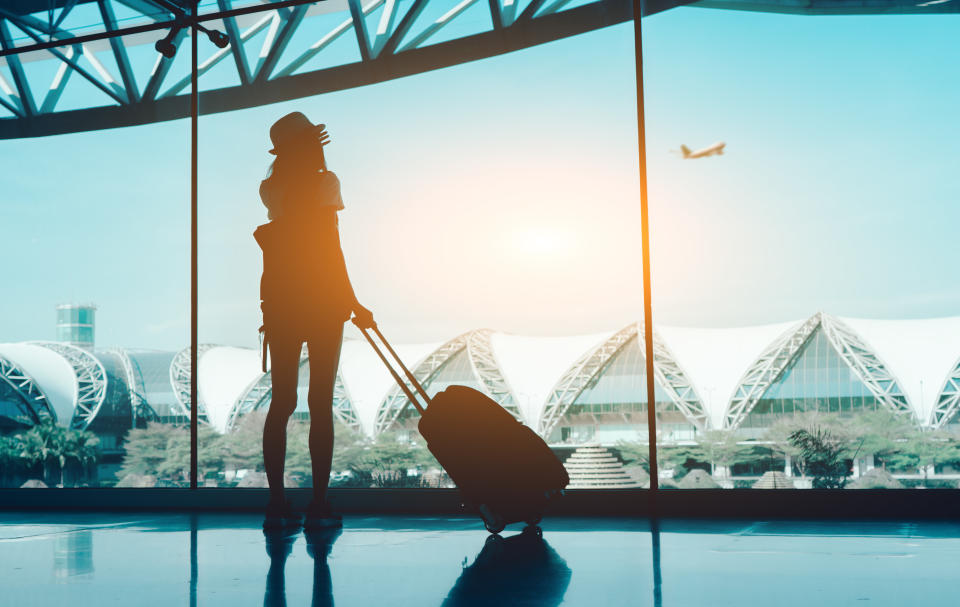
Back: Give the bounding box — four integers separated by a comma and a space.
358, 325, 569, 533
420, 385, 569, 532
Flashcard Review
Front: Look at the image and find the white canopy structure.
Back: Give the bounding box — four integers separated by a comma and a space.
4, 312, 960, 440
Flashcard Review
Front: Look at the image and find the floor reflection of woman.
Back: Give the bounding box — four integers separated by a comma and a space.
263, 530, 297, 607
306, 527, 342, 607
255, 112, 374, 530
262, 528, 341, 607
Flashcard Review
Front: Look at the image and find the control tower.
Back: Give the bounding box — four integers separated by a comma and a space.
56, 304, 96, 350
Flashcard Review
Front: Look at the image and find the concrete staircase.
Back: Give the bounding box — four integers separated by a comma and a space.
752, 470, 795, 489
563, 445, 643, 489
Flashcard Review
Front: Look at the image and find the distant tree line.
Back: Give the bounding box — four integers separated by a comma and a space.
617, 410, 960, 489
114, 412, 446, 488
6, 408, 959, 490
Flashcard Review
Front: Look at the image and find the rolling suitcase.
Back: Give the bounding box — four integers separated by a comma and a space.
357, 322, 569, 533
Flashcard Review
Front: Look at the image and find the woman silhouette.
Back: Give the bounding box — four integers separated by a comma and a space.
254, 112, 373, 530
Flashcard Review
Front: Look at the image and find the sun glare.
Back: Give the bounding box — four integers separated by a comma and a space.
508, 226, 574, 261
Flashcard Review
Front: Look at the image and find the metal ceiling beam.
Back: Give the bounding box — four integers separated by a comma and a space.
5, 0, 949, 138
0, 0, 634, 138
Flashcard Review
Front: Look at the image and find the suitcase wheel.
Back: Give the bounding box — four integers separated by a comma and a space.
484, 519, 505, 534
478, 504, 505, 534
522, 524, 543, 538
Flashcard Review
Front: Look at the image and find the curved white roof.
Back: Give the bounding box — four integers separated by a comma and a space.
657, 320, 801, 429
839, 316, 960, 425
198, 346, 263, 433
0, 343, 77, 427
491, 331, 612, 426
10, 313, 960, 436
161, 316, 960, 435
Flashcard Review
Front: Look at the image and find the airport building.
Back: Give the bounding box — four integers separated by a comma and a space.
3, 312, 960, 454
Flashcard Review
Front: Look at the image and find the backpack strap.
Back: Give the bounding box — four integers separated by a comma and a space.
259, 325, 268, 373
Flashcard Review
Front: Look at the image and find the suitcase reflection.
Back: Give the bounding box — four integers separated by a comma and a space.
443, 525, 572, 607
264, 525, 570, 606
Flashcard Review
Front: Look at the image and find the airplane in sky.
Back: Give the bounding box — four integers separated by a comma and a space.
679, 142, 726, 159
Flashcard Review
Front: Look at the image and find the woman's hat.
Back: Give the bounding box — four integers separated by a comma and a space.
268, 111, 326, 155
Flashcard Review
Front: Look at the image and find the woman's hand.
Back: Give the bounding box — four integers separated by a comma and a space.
351, 304, 375, 329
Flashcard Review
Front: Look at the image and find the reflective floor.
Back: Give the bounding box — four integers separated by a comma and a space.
4, 514, 960, 606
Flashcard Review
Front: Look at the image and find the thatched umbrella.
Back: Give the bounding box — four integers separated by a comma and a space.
848, 468, 903, 489
678, 469, 721, 489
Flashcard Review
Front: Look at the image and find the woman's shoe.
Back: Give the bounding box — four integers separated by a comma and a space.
263, 498, 302, 531
303, 499, 343, 530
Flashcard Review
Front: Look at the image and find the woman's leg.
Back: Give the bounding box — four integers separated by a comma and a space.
306, 322, 344, 504
263, 334, 303, 503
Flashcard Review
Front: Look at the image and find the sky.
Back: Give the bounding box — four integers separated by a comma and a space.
2, 5, 959, 351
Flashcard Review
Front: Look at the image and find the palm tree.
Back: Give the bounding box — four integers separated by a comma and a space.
16, 423, 54, 483
0, 434, 21, 487
14, 420, 98, 487
64, 429, 100, 486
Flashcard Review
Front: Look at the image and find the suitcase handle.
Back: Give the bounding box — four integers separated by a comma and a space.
354, 321, 431, 415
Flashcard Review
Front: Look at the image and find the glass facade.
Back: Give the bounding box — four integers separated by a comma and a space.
1, 2, 958, 495
551, 336, 689, 445
393, 348, 486, 429
0, 379, 33, 431
741, 329, 883, 435
126, 351, 180, 420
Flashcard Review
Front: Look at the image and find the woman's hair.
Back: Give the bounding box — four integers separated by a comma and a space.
262, 158, 288, 220
262, 153, 324, 220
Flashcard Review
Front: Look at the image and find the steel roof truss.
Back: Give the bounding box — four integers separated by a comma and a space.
161, 9, 275, 97
0, 19, 36, 115
98, 0, 140, 102
399, 0, 479, 52
28, 342, 108, 430
216, 0, 251, 83
0, 10, 128, 105
723, 313, 821, 430
820, 314, 913, 419
106, 348, 159, 426
0, 354, 54, 424
276, 0, 383, 77
229, 349, 362, 433
931, 359, 960, 428
538, 324, 637, 437
466, 329, 522, 421
650, 329, 709, 430
0, 0, 636, 137
371, 0, 398, 57
170, 344, 212, 424
374, 333, 470, 435
346, 0, 372, 61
